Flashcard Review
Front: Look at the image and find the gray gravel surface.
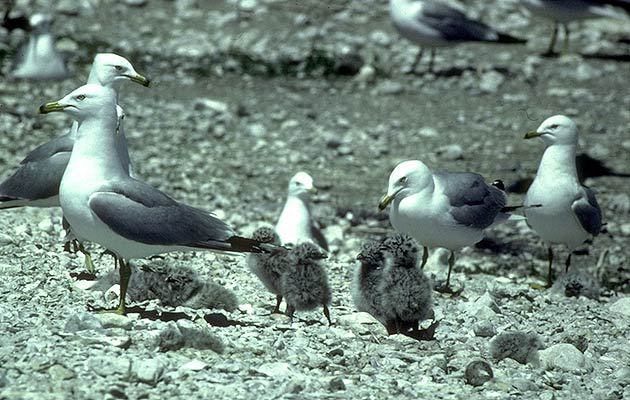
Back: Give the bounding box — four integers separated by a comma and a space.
1, 0, 629, 399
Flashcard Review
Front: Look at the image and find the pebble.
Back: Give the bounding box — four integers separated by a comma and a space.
48, 365, 76, 381
0, 233, 13, 246
478, 70, 505, 93
256, 362, 293, 378
375, 80, 404, 95
64, 312, 105, 334
97, 313, 133, 330
609, 297, 630, 318
538, 343, 585, 372
328, 376, 346, 391
436, 144, 464, 160
180, 360, 208, 371
132, 358, 165, 384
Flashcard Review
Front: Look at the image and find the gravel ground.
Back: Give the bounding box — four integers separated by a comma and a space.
1, 0, 629, 399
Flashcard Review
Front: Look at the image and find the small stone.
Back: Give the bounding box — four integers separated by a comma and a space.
181, 360, 208, 371
132, 359, 165, 384
479, 70, 505, 93
0, 233, 13, 246
328, 377, 346, 391
538, 343, 585, 372
48, 364, 75, 381
376, 80, 404, 95
473, 321, 497, 337
192, 98, 230, 115
37, 218, 54, 233
64, 312, 105, 333
123, 0, 147, 6
609, 297, 630, 318
418, 127, 438, 137
464, 360, 493, 387
97, 313, 132, 330
436, 144, 464, 160
256, 362, 293, 378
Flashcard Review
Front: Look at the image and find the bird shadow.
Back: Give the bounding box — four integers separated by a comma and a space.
579, 53, 630, 63
69, 271, 98, 281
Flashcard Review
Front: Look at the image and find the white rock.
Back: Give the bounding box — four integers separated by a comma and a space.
181, 360, 208, 371
0, 233, 13, 246
133, 359, 165, 384
256, 362, 293, 378
609, 297, 630, 318
539, 344, 585, 372
97, 313, 132, 330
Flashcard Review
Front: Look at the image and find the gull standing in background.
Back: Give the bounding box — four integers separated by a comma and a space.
522, 0, 628, 55
1, 53, 150, 271
10, 13, 70, 80
379, 160, 515, 293
523, 115, 602, 287
275, 172, 329, 251
39, 84, 267, 314
389, 0, 526, 73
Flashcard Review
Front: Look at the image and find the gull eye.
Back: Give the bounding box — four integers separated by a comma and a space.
76, 95, 86, 101
114, 65, 123, 71
549, 124, 559, 129
398, 176, 407, 184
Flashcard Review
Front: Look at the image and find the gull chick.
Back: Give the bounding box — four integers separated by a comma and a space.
281, 242, 332, 325
10, 13, 70, 80
247, 227, 290, 313
522, 0, 628, 55
389, 0, 526, 72
39, 84, 268, 314
379, 160, 512, 293
379, 234, 433, 334
275, 172, 328, 251
352, 239, 393, 325
524, 115, 602, 287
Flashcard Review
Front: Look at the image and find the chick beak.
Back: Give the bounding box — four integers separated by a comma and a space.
127, 73, 151, 87
38, 101, 66, 114
524, 130, 543, 139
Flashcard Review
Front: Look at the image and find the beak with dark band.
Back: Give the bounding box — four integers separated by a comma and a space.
127, 74, 151, 87
379, 194, 393, 211
524, 130, 542, 139
39, 101, 66, 114
308, 186, 318, 195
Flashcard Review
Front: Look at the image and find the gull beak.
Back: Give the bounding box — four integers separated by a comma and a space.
307, 186, 318, 195
379, 193, 393, 211
524, 130, 543, 139
126, 73, 151, 87
38, 101, 66, 114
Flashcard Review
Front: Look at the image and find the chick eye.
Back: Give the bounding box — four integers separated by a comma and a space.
76, 95, 86, 101
398, 176, 407, 184
114, 65, 123, 71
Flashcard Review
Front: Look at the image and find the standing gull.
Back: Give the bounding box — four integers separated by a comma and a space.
389, 0, 526, 73
10, 13, 70, 80
522, 0, 628, 55
378, 160, 513, 293
523, 115, 602, 287
39, 84, 267, 314
275, 172, 328, 251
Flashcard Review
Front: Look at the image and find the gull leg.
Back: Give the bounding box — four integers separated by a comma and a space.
420, 246, 429, 269
272, 295, 283, 314
427, 49, 435, 73
115, 258, 131, 315
323, 304, 332, 326
544, 22, 559, 56
285, 304, 295, 321
78, 243, 95, 274
546, 246, 554, 288
562, 24, 570, 54
435, 251, 461, 294
446, 251, 454, 288
408, 48, 423, 74
564, 253, 572, 273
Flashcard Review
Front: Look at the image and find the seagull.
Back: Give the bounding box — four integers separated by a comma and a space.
521, 0, 628, 55
10, 13, 71, 80
523, 115, 603, 287
379, 160, 515, 293
389, 0, 526, 72
1, 53, 150, 271
39, 84, 268, 314
275, 171, 328, 251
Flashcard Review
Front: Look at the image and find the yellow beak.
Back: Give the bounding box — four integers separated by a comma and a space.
379, 194, 393, 211
307, 186, 318, 195
38, 101, 66, 114
127, 73, 151, 87
524, 130, 542, 139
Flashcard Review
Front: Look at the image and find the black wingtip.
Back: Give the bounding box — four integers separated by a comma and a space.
491, 179, 505, 191
496, 32, 527, 44
227, 236, 280, 254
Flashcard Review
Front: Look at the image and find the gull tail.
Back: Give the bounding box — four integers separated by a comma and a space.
495, 32, 527, 44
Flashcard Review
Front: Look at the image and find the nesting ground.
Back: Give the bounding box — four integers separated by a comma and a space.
0, 0, 629, 399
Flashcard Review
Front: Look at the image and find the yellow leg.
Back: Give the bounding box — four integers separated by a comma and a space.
115, 258, 132, 315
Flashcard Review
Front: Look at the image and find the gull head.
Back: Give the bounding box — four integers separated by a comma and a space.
288, 171, 317, 199
39, 84, 117, 122
293, 242, 327, 262
524, 115, 578, 146
379, 160, 432, 210
29, 14, 53, 33
90, 53, 151, 88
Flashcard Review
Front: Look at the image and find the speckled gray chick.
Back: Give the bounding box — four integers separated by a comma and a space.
379, 234, 433, 334
352, 239, 394, 325
247, 227, 290, 313
281, 242, 332, 325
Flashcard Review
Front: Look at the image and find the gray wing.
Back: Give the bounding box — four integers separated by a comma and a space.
434, 172, 506, 229
310, 222, 329, 252
572, 186, 602, 236
20, 134, 74, 164
88, 179, 237, 250
421, 1, 498, 42
0, 151, 69, 204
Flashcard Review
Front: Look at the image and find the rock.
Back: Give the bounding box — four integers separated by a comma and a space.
192, 98, 230, 116
48, 365, 75, 381
88, 357, 132, 378
609, 297, 630, 318
375, 80, 404, 95
96, 313, 133, 330
490, 331, 541, 364
180, 360, 208, 371
418, 127, 438, 138
464, 360, 493, 387
123, 0, 147, 6
473, 321, 497, 338
436, 144, 464, 161
64, 312, 105, 333
256, 362, 293, 378
0, 234, 13, 246
132, 358, 165, 384
479, 70, 505, 93
538, 343, 585, 372
328, 376, 346, 391
465, 292, 501, 319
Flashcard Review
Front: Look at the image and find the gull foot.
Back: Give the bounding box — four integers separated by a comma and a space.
434, 281, 464, 297
403, 320, 439, 341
